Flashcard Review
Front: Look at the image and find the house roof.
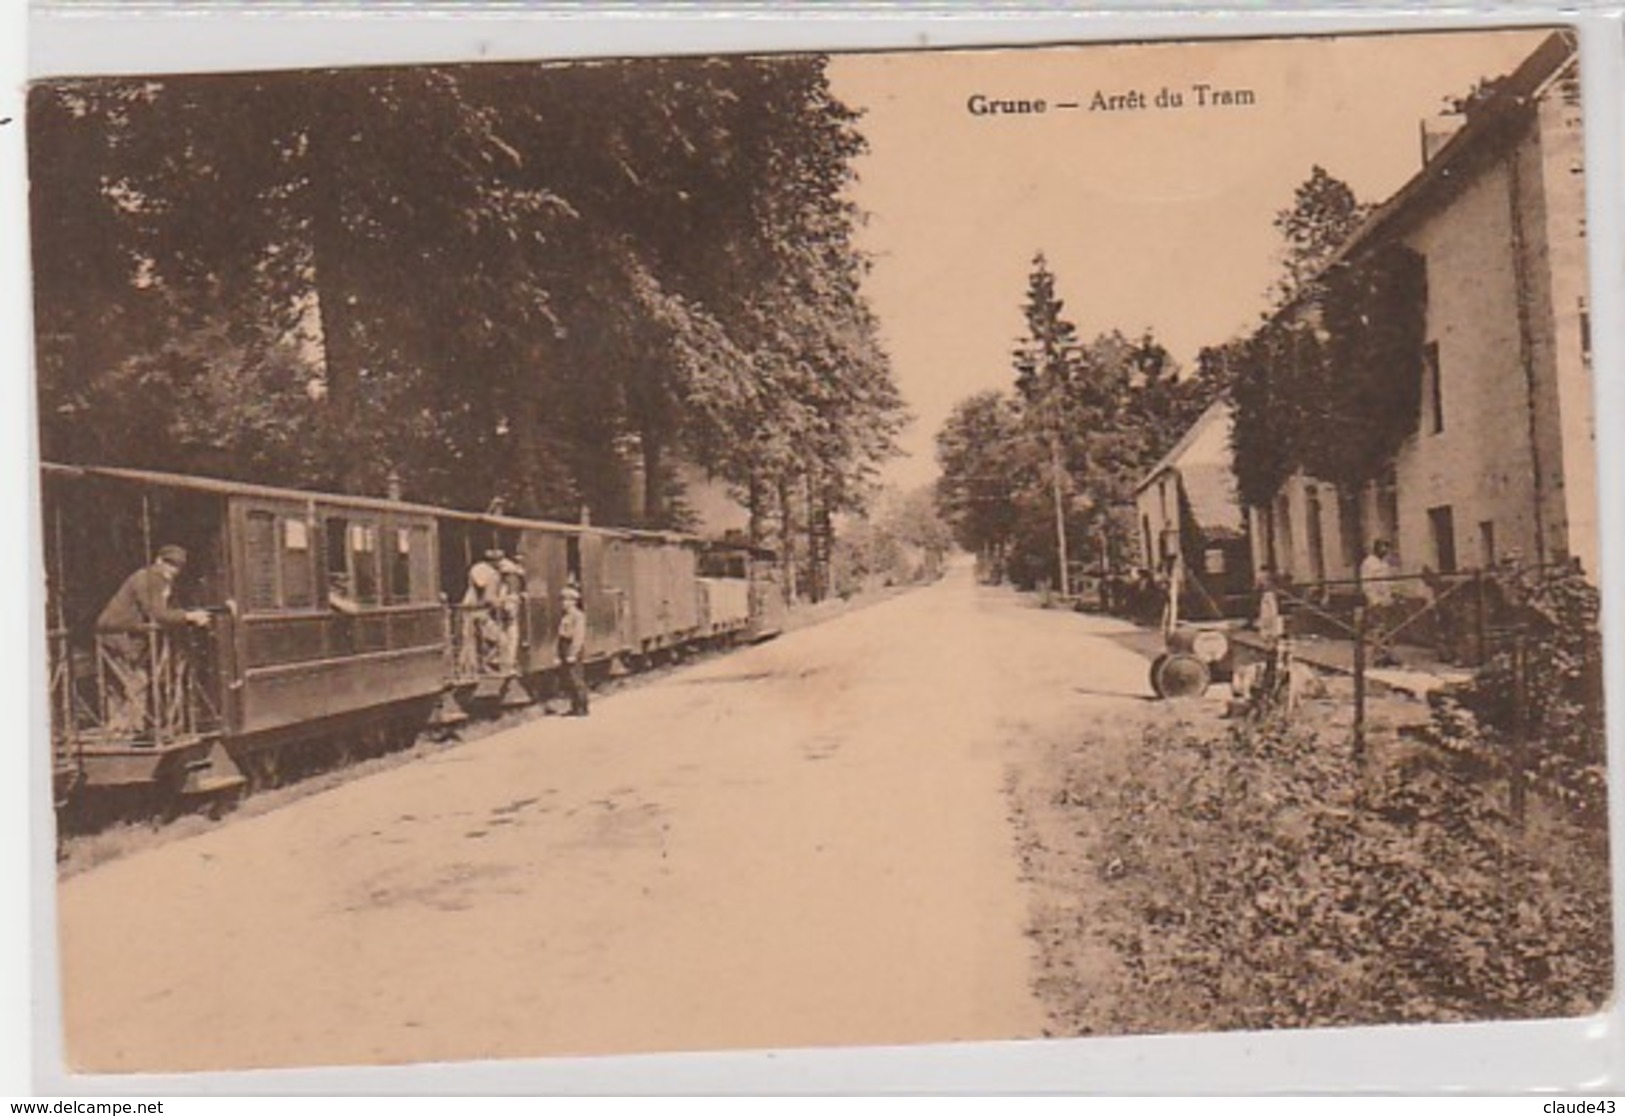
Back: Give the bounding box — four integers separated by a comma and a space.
1133, 399, 1244, 538
1181, 462, 1245, 539
1133, 399, 1233, 495
1323, 29, 1576, 273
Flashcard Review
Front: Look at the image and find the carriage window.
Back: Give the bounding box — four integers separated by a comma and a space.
409, 525, 434, 602
281, 517, 314, 609
325, 518, 349, 576
245, 511, 279, 611
388, 527, 413, 602
349, 522, 380, 604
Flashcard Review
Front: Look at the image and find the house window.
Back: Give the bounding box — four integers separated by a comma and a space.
1377, 469, 1400, 551
1338, 486, 1363, 572
1428, 505, 1458, 574
1305, 484, 1327, 585
1423, 341, 1444, 434
1479, 520, 1496, 568
1275, 491, 1295, 576
1141, 515, 1154, 569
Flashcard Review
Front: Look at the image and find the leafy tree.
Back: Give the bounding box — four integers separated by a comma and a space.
1011, 253, 1084, 592
1271, 165, 1372, 302
935, 255, 1222, 590
28, 54, 903, 568
831, 485, 951, 596
935, 390, 1026, 574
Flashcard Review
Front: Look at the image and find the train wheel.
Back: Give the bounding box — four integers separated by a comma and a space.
1153, 653, 1212, 700
205, 784, 246, 822
244, 748, 281, 792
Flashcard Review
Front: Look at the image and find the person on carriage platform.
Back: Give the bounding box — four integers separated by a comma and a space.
463, 548, 507, 672
94, 544, 211, 737
495, 555, 526, 673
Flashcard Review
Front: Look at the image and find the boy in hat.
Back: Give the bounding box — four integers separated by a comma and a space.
556, 585, 589, 716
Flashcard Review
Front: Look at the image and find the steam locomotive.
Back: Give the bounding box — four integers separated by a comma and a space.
41, 463, 786, 826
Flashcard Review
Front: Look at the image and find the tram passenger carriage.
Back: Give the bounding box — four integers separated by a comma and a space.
41, 463, 784, 823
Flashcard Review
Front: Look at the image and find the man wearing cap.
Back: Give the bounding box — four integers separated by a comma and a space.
1360, 539, 1403, 667
95, 545, 211, 737
556, 585, 589, 716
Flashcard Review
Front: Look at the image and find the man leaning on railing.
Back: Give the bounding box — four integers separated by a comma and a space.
94, 544, 211, 739
1359, 539, 1403, 667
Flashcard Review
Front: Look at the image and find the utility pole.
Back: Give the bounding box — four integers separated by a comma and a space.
1050, 436, 1071, 598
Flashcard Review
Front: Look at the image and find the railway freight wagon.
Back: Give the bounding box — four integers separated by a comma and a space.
696, 544, 756, 642
42, 462, 782, 824
622, 531, 702, 660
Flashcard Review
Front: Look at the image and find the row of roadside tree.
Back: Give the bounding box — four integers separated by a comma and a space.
29, 56, 907, 601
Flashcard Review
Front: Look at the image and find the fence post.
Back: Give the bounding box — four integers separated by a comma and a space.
1473, 568, 1488, 668
146, 625, 162, 744
1352, 602, 1367, 766
1509, 632, 1529, 829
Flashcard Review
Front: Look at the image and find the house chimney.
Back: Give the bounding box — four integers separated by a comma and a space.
1420, 113, 1465, 165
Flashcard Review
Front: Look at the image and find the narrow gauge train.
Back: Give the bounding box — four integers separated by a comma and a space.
41, 463, 786, 825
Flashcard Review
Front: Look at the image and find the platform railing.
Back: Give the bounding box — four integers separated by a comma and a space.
55, 625, 223, 748
444, 597, 527, 684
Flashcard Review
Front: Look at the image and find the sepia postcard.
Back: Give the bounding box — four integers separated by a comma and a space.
22, 20, 1616, 1090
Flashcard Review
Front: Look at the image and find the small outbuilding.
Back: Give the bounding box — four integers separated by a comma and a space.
1133, 399, 1252, 619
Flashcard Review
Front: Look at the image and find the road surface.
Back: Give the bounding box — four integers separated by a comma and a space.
57, 560, 1156, 1073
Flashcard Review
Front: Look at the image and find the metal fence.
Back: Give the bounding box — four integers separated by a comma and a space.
1105, 558, 1599, 827
1259, 561, 1595, 826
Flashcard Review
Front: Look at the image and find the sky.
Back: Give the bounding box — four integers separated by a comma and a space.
827, 28, 1555, 492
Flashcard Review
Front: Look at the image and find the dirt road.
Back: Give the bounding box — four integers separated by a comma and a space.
58, 561, 1155, 1073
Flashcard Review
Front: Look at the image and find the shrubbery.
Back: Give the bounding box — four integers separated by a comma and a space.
1065, 706, 1610, 1034
1423, 561, 1607, 820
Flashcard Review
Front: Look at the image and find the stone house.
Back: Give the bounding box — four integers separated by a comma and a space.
1243, 31, 1594, 588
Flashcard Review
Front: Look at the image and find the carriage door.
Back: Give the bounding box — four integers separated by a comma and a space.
577, 533, 617, 653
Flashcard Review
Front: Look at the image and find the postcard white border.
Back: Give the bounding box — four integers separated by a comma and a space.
7, 2, 1625, 1096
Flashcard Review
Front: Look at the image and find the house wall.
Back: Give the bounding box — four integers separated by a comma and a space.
1134, 471, 1180, 571
1531, 69, 1597, 577
1249, 68, 1589, 586
1386, 75, 1589, 579
1387, 149, 1542, 577
1249, 471, 1355, 586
